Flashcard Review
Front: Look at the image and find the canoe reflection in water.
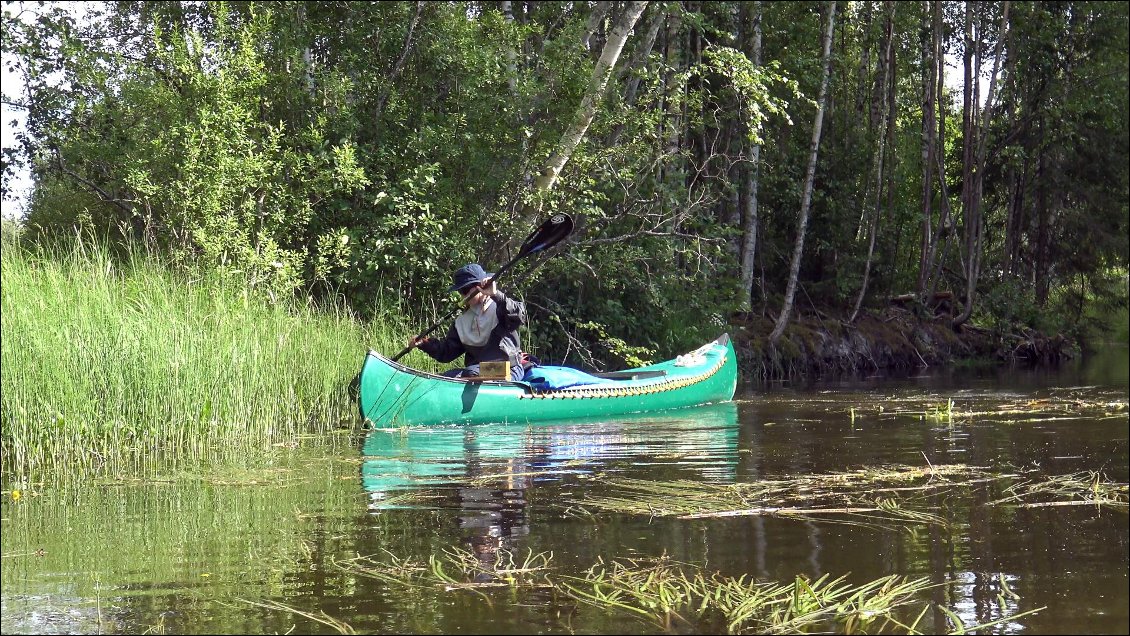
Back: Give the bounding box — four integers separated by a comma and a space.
359, 402, 739, 578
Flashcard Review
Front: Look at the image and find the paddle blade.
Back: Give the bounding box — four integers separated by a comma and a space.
517, 213, 574, 257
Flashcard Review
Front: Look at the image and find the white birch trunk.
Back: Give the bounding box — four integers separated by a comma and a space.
738, 1, 763, 312
530, 1, 649, 204
501, 0, 518, 94
769, 2, 837, 344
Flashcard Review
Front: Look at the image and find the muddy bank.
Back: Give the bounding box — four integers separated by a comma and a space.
730, 308, 1077, 381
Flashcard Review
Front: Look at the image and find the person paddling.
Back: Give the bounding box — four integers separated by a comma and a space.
408, 263, 527, 381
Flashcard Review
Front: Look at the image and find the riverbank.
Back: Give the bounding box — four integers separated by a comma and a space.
0, 237, 1099, 484
730, 307, 1080, 381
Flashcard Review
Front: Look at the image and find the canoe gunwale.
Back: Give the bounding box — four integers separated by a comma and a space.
368, 332, 730, 397
365, 349, 534, 391
359, 334, 737, 426
518, 350, 728, 399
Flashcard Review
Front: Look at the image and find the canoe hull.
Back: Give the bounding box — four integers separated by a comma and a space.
358, 334, 738, 427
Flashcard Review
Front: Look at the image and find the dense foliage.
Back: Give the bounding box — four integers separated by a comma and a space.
3, 1, 1127, 365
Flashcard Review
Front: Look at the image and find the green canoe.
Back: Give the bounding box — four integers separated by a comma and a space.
358, 334, 738, 427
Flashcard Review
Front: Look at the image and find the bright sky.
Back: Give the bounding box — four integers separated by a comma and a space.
1, 34, 30, 220
1, 1, 93, 220
2, 2, 38, 219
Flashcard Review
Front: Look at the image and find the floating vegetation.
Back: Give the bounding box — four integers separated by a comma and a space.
988, 470, 1129, 511
841, 388, 1129, 426
465, 458, 592, 486
236, 598, 356, 635
570, 464, 986, 528
568, 463, 1130, 527
333, 546, 555, 590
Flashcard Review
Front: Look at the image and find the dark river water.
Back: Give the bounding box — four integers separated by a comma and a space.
3, 346, 1127, 634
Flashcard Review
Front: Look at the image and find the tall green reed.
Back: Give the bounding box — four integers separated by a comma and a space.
0, 235, 405, 483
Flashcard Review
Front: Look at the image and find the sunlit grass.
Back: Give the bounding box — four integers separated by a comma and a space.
0, 237, 406, 483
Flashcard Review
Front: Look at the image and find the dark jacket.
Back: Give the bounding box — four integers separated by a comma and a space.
418, 292, 526, 368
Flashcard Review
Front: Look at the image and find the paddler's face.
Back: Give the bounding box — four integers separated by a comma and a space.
460, 284, 486, 307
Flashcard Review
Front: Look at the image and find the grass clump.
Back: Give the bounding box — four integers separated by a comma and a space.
331, 549, 1043, 634
0, 236, 404, 483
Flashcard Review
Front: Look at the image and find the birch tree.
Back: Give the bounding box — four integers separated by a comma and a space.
737, 1, 763, 313
953, 1, 1009, 328
850, 1, 896, 323
769, 1, 837, 344
526, 0, 649, 222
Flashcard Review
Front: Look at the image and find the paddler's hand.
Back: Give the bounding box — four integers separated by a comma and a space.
407, 335, 429, 349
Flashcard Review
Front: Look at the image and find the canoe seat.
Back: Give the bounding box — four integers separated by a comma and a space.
590, 370, 667, 381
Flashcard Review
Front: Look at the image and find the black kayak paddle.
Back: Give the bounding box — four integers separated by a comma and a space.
391, 213, 574, 362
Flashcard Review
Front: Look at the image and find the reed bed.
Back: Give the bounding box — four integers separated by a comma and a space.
0, 238, 405, 483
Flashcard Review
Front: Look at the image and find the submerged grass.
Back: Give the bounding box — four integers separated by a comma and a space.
331, 550, 1043, 634
235, 598, 356, 635
845, 390, 1128, 426
334, 546, 555, 591
0, 237, 406, 483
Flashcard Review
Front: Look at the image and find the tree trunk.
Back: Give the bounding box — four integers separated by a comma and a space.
850, 1, 895, 323
581, 1, 613, 53
769, 1, 837, 344
606, 2, 667, 147
738, 1, 763, 313
954, 1, 1009, 328
926, 0, 950, 300
527, 0, 648, 220
917, 1, 938, 296
376, 1, 425, 115
883, 10, 900, 288
501, 0, 518, 94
